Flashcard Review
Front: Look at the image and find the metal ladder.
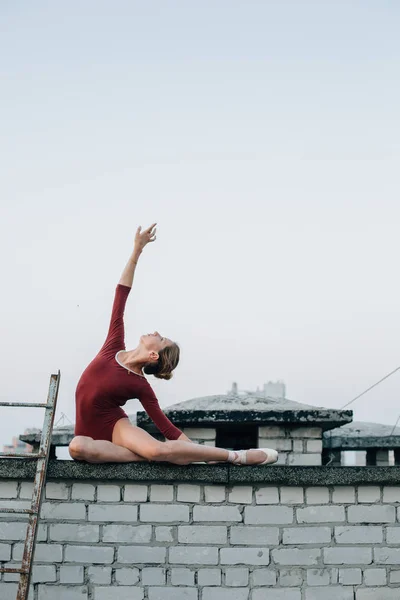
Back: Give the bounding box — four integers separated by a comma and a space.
0, 371, 60, 600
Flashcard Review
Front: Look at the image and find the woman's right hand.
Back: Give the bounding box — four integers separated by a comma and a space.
134, 223, 157, 252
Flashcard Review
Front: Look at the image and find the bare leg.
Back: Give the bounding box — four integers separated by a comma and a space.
112, 419, 270, 465
69, 436, 148, 464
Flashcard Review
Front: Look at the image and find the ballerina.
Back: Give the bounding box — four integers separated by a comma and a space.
69, 224, 278, 467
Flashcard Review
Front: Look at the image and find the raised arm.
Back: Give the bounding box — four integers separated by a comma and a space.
119, 223, 157, 288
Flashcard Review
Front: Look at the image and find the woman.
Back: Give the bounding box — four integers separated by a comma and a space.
69, 224, 278, 466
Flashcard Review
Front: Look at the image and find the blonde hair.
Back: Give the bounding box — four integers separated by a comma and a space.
144, 342, 180, 381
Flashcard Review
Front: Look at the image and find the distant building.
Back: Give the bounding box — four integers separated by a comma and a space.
3, 428, 40, 455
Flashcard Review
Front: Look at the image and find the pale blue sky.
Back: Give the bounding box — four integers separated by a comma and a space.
1, 1, 400, 446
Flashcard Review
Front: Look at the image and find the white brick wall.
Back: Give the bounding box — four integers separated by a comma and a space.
1, 480, 400, 599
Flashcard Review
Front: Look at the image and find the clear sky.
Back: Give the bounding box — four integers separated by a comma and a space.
1, 1, 400, 447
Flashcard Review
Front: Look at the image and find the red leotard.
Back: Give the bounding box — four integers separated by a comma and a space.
74, 284, 182, 442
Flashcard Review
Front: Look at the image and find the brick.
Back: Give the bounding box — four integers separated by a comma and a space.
89, 504, 137, 522
288, 453, 321, 466
141, 504, 189, 522
260, 438, 292, 451
171, 568, 195, 585
389, 571, 400, 583
0, 543, 11, 560
178, 526, 227, 544
142, 568, 166, 585
324, 547, 372, 565
31, 565, 57, 583
205, 486, 225, 503
258, 426, 286, 437
19, 482, 33, 499
383, 486, 400, 503
374, 547, 400, 564
272, 548, 320, 566
177, 485, 201, 503
41, 502, 86, 520
0, 482, 18, 499
289, 427, 321, 438
155, 526, 174, 542
339, 568, 362, 584
38, 587, 88, 600
50, 523, 99, 542
280, 487, 304, 504
103, 524, 151, 543
118, 545, 166, 564
251, 569, 276, 586
283, 527, 331, 545
225, 568, 248, 586
228, 487, 253, 504
279, 569, 302, 586
253, 590, 300, 600
0, 585, 20, 600
335, 526, 382, 544
88, 566, 112, 584
0, 521, 46, 542
231, 526, 279, 545
95, 588, 143, 600
65, 545, 113, 564
255, 487, 279, 504
60, 566, 84, 584
356, 590, 400, 600
149, 588, 197, 600
348, 505, 395, 523
97, 484, 120, 501
193, 506, 241, 522
306, 589, 353, 600
245, 506, 292, 524
151, 485, 174, 502
14, 543, 62, 562
358, 487, 381, 503
71, 483, 95, 501
297, 506, 345, 523
203, 590, 248, 600
364, 568, 386, 586
197, 569, 221, 586
306, 440, 323, 453
306, 569, 330, 586
306, 487, 329, 504
170, 547, 218, 565
292, 440, 303, 452
115, 567, 140, 585
220, 548, 269, 565
183, 427, 216, 439
332, 487, 355, 504
124, 484, 148, 502
45, 482, 69, 500
385, 527, 400, 544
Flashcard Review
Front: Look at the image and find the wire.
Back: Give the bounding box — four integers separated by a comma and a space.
341, 365, 400, 409
390, 414, 400, 436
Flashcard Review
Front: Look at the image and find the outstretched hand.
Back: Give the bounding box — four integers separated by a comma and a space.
134, 223, 157, 252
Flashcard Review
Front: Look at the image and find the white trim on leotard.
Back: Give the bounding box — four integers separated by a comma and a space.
115, 350, 147, 379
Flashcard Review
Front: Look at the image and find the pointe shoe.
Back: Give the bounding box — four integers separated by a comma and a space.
228, 448, 278, 466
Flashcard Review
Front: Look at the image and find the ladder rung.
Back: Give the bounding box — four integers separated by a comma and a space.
0, 402, 48, 408
0, 567, 29, 574
0, 452, 46, 458
0, 508, 36, 515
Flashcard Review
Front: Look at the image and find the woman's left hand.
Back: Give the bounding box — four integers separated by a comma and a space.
134, 223, 157, 252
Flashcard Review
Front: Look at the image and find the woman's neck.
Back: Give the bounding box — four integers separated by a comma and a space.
119, 349, 145, 376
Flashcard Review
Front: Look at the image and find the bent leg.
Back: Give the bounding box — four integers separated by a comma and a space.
112, 419, 270, 465
69, 435, 147, 464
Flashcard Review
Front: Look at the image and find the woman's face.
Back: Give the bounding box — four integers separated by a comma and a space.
140, 331, 172, 353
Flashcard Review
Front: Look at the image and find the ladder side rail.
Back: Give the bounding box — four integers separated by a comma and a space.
16, 372, 60, 600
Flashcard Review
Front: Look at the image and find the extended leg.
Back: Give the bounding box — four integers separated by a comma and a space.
112, 419, 273, 465
69, 435, 148, 463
